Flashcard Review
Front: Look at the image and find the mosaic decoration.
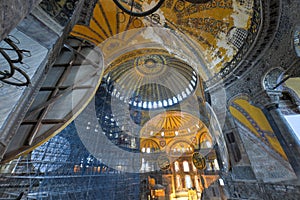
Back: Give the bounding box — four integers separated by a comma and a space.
71, 0, 261, 83
229, 98, 288, 159
39, 0, 79, 26
192, 152, 206, 170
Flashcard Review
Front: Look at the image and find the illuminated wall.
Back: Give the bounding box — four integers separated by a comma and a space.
230, 98, 286, 159
285, 77, 300, 98
229, 98, 296, 182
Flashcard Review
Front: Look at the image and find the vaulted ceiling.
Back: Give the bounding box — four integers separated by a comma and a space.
71, 0, 260, 85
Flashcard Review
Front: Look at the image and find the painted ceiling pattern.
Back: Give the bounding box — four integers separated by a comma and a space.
140, 111, 206, 138
106, 48, 198, 109
71, 0, 259, 80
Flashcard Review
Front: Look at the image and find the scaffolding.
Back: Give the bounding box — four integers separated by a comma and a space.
0, 123, 140, 200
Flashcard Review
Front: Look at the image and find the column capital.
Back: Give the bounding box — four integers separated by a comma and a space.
250, 90, 282, 110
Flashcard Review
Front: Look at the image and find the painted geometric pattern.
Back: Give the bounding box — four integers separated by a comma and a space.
229, 99, 287, 160
71, 0, 255, 74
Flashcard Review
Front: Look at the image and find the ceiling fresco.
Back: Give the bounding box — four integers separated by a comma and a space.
71, 0, 261, 83
140, 111, 206, 138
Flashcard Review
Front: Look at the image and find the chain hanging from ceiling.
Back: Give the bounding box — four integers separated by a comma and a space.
0, 35, 31, 86
112, 0, 210, 17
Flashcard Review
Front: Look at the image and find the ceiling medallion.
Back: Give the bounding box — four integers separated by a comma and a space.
135, 54, 167, 76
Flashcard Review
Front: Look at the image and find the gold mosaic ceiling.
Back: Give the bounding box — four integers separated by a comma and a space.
71, 0, 258, 80
140, 111, 206, 138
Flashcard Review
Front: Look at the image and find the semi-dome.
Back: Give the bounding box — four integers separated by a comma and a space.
140, 111, 206, 138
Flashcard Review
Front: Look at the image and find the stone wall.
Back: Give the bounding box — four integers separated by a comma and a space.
235, 121, 296, 182
225, 180, 300, 200
0, 0, 41, 41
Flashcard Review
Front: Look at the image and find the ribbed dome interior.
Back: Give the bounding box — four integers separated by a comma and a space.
106, 49, 198, 109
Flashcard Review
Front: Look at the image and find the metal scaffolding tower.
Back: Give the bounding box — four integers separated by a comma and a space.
0, 122, 140, 200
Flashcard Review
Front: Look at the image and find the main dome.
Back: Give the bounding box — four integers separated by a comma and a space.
106, 49, 198, 109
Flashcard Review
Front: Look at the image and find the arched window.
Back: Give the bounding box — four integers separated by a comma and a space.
138, 101, 142, 107
213, 159, 220, 170
185, 175, 193, 189
200, 134, 212, 149
174, 161, 180, 172
143, 101, 147, 108
158, 101, 163, 107
183, 161, 190, 172
205, 140, 212, 148
176, 175, 182, 190
177, 94, 182, 101
186, 87, 191, 95
206, 162, 212, 171
163, 100, 168, 106
173, 97, 178, 104
194, 176, 201, 191
170, 142, 194, 156
141, 158, 146, 171
168, 98, 173, 106
227, 27, 248, 49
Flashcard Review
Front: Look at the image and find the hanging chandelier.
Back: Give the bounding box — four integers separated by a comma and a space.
112, 0, 211, 17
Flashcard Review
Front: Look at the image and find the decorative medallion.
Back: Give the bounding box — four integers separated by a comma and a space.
159, 140, 166, 147
157, 155, 170, 170
134, 54, 167, 77
192, 152, 206, 170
